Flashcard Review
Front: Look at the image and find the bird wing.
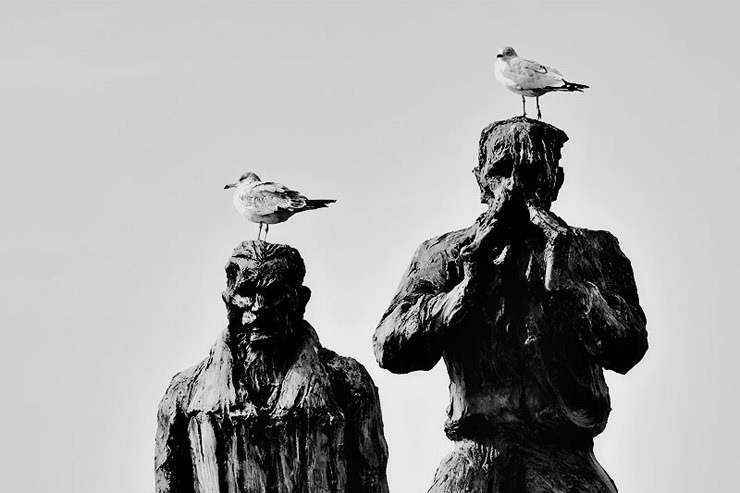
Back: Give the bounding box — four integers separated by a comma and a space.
238, 181, 308, 214
507, 57, 565, 89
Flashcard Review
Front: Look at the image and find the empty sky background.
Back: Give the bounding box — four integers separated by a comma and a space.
2, 1, 738, 492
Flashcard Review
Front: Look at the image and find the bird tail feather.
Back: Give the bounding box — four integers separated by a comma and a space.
558, 80, 589, 92
305, 199, 337, 209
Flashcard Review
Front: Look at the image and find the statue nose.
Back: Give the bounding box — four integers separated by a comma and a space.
504, 176, 520, 192
251, 293, 267, 311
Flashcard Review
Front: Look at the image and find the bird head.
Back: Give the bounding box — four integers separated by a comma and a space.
224, 171, 261, 189
496, 46, 517, 60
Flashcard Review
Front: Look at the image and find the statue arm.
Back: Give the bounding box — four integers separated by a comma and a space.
373, 238, 469, 374
155, 376, 195, 493
576, 279, 647, 374
548, 230, 648, 374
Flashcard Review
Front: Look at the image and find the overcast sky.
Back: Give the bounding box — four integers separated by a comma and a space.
2, 2, 738, 492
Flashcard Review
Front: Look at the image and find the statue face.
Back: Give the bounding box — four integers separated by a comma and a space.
223, 258, 310, 347
225, 279, 302, 345
475, 154, 562, 208
478, 155, 518, 200
222, 241, 310, 347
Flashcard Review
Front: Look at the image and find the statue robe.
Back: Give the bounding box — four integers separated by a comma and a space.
156, 323, 388, 493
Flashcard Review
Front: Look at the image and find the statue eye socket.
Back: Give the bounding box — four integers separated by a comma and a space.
235, 286, 256, 298
267, 289, 294, 306
486, 157, 514, 177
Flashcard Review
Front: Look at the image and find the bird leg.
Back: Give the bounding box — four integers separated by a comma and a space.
257, 222, 263, 241
264, 223, 269, 243
536, 96, 542, 120
522, 95, 527, 117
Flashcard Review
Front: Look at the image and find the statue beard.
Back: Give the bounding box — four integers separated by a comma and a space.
230, 317, 301, 408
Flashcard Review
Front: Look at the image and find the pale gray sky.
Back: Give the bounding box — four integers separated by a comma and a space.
2, 2, 738, 492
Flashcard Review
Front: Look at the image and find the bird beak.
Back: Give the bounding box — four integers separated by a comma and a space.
224, 183, 236, 189
496, 54, 503, 58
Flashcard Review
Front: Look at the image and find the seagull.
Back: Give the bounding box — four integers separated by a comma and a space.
224, 172, 336, 241
494, 46, 588, 120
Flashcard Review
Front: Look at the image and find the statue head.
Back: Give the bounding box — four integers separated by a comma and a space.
474, 118, 568, 210
222, 241, 311, 347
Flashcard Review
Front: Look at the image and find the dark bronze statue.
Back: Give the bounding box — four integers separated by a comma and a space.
156, 241, 389, 493
374, 118, 648, 492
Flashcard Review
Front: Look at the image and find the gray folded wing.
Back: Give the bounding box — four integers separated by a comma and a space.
239, 182, 308, 214
509, 57, 566, 89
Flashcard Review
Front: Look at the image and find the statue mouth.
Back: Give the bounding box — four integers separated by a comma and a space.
248, 327, 273, 342
228, 303, 296, 346
240, 317, 285, 344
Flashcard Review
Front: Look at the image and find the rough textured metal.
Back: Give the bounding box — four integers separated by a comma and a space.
156, 241, 389, 493
374, 117, 648, 492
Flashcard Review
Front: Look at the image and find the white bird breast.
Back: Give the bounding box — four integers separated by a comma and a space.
494, 60, 526, 95
233, 189, 251, 216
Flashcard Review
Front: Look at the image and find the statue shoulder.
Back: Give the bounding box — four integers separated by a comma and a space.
158, 331, 231, 415
530, 209, 624, 255
406, 226, 474, 279
571, 226, 628, 258
319, 348, 380, 407
416, 227, 474, 258
157, 361, 204, 416
568, 226, 640, 302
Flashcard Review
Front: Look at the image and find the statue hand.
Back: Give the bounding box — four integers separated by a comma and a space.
434, 274, 475, 329
437, 241, 486, 329
464, 196, 530, 260
544, 227, 576, 292
462, 211, 502, 262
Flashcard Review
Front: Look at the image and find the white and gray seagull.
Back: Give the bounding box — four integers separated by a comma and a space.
494, 46, 588, 120
224, 172, 336, 241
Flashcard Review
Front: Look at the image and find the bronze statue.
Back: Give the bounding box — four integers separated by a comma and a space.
374, 118, 648, 492
156, 241, 389, 493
